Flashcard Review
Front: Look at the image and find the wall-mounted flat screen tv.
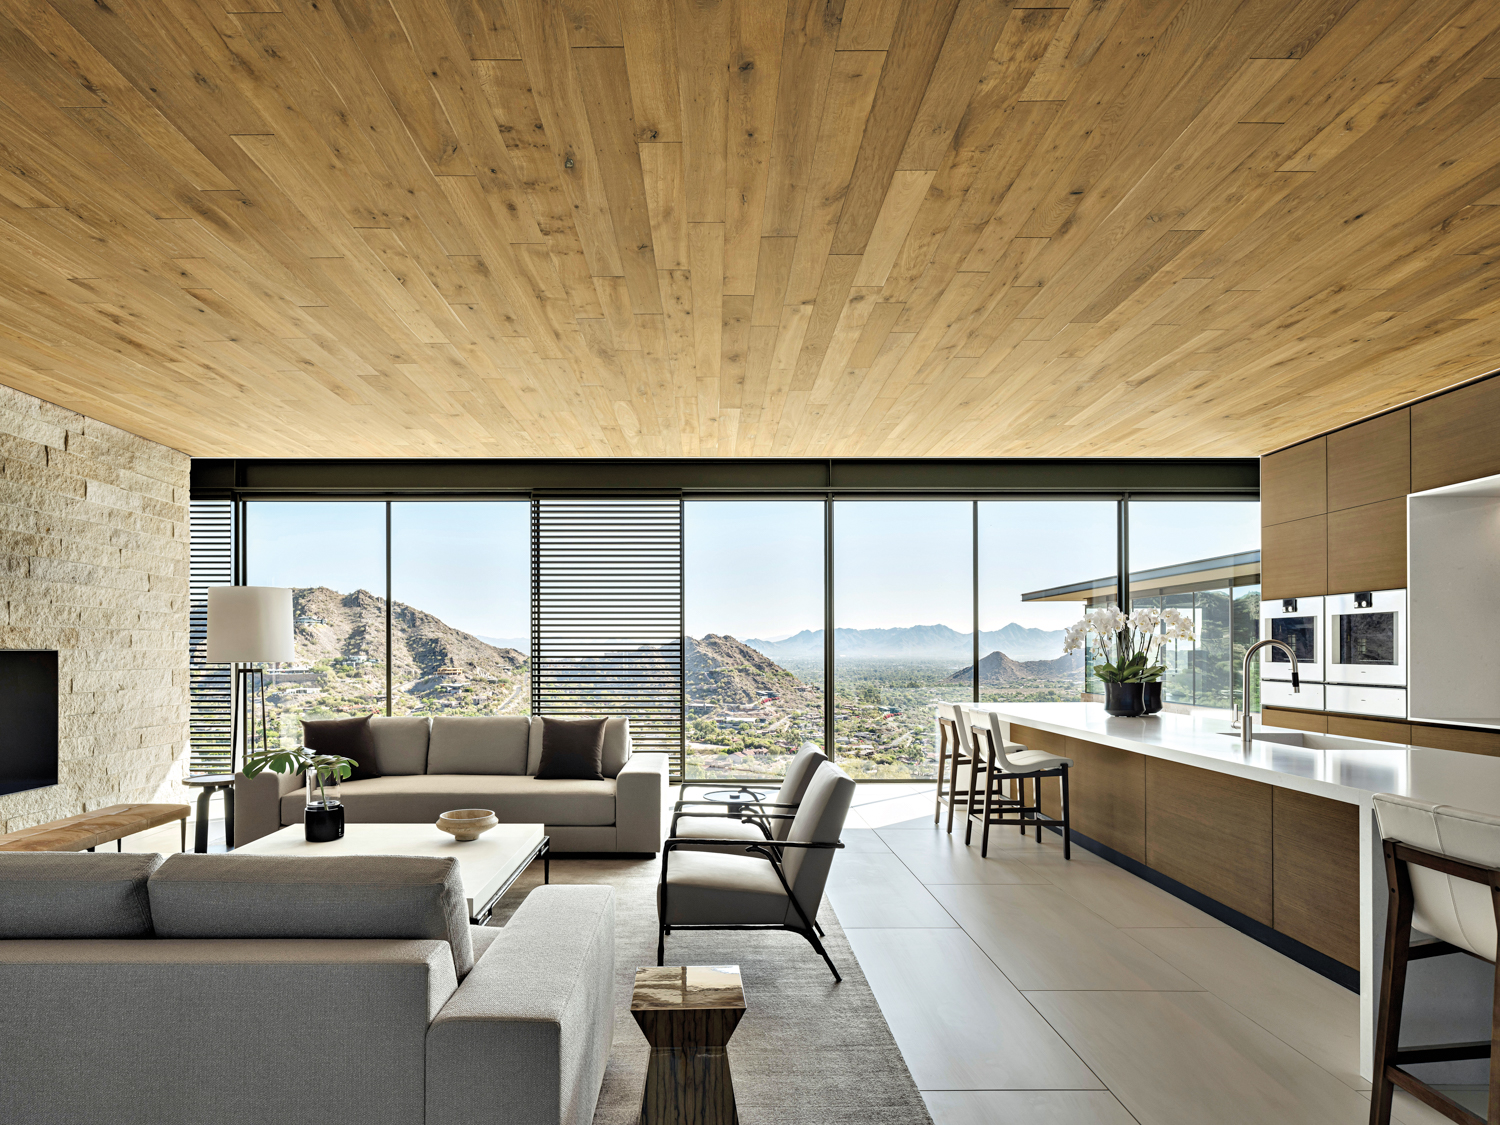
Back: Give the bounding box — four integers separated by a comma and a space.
0, 650, 58, 796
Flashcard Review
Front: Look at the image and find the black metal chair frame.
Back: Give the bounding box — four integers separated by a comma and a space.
1371, 838, 1500, 1125
965, 726, 1071, 860
657, 835, 846, 981
935, 715, 991, 834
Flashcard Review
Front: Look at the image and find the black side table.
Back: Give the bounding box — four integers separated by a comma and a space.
185, 774, 236, 853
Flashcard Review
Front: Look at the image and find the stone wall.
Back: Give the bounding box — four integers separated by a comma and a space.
0, 384, 190, 833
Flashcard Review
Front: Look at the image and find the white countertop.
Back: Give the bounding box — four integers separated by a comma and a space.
964, 701, 1500, 812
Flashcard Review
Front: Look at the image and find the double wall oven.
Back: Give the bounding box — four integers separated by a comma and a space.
1259, 597, 1324, 710
1259, 589, 1407, 718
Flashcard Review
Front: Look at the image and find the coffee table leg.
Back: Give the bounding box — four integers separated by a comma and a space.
640, 1046, 738, 1125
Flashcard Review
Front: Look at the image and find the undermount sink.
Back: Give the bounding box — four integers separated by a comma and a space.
1216, 728, 1406, 751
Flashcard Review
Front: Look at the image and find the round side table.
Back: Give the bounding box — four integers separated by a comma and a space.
184, 774, 235, 853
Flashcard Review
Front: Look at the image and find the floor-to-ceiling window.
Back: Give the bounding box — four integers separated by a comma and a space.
981, 501, 1119, 703
833, 501, 972, 780
245, 502, 386, 746
684, 500, 825, 780
390, 502, 530, 717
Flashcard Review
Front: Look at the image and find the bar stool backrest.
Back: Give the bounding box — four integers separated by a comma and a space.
769, 744, 828, 840
937, 702, 965, 752
967, 709, 1030, 772
1373, 792, 1500, 960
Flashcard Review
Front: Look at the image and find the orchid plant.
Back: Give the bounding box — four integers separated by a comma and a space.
1062, 605, 1197, 684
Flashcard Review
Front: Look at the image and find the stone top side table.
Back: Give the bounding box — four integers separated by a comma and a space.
631, 966, 746, 1125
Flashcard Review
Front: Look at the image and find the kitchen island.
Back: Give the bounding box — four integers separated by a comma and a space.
964, 701, 1500, 1083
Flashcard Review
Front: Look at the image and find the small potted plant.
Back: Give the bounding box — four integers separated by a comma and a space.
1063, 606, 1196, 717
243, 745, 359, 842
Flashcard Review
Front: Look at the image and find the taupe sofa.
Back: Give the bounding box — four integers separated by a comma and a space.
236, 715, 668, 853
0, 851, 615, 1125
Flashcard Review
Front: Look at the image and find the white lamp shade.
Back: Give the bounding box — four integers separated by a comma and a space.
207, 586, 295, 663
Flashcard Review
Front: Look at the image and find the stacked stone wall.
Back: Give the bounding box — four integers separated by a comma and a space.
0, 384, 189, 832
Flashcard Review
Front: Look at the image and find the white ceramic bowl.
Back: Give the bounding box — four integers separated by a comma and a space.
436, 808, 498, 841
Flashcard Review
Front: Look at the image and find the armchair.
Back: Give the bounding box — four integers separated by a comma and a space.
671, 743, 827, 853
657, 760, 854, 980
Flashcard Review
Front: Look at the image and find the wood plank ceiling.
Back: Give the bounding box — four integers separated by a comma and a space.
0, 0, 1496, 458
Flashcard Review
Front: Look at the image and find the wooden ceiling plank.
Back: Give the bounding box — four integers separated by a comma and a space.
723, 0, 785, 295
640, 142, 688, 269
852, 168, 934, 287
673, 0, 729, 223
893, 0, 1009, 174
749, 235, 796, 325
562, 0, 623, 48
618, 0, 682, 141
444, 0, 521, 60
689, 221, 725, 452
719, 290, 751, 416
837, 0, 902, 52
761, 0, 845, 238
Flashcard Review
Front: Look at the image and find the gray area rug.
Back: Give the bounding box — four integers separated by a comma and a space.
488, 856, 933, 1125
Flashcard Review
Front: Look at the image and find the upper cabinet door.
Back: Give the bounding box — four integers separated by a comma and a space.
1412, 378, 1500, 492
1261, 438, 1326, 525
1327, 410, 1410, 512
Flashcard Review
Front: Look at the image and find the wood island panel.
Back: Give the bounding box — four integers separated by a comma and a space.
1261, 514, 1328, 599
1011, 723, 1067, 821
1261, 439, 1327, 525
1272, 788, 1360, 968
1145, 758, 1274, 925
1327, 497, 1406, 594
1262, 707, 1327, 734
1326, 409, 1410, 513
1062, 737, 1145, 863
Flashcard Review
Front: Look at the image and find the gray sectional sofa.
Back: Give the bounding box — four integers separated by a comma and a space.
0, 850, 615, 1125
235, 715, 669, 853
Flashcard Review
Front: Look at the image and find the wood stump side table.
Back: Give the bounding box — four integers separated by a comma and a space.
631, 965, 746, 1125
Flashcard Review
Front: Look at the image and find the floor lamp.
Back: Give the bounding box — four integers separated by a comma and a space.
207, 586, 295, 775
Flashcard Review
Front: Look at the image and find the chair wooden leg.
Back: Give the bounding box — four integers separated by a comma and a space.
1060, 766, 1071, 860
946, 746, 963, 835
980, 743, 997, 858
934, 737, 947, 824
964, 738, 983, 847
1370, 844, 1414, 1125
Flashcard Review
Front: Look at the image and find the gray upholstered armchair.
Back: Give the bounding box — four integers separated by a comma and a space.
656, 760, 854, 980
670, 742, 828, 852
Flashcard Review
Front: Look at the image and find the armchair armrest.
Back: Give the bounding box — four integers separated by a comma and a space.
233, 769, 303, 847
426, 885, 615, 1125
615, 752, 670, 854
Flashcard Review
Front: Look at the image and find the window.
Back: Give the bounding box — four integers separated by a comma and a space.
684, 500, 825, 780
245, 502, 387, 746
833, 501, 971, 780
979, 501, 1118, 703
390, 502, 530, 717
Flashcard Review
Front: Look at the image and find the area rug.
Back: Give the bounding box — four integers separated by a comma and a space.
487, 855, 934, 1125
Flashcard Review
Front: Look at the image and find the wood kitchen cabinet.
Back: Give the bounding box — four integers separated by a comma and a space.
1327, 409, 1409, 511
1263, 707, 1327, 733
1327, 714, 1411, 744
1411, 724, 1500, 757
1272, 788, 1360, 968
1261, 438, 1326, 525
1327, 497, 1405, 592
1412, 376, 1500, 491
1261, 513, 1327, 598
1145, 758, 1274, 924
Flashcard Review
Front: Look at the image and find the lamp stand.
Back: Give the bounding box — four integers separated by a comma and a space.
232, 665, 270, 775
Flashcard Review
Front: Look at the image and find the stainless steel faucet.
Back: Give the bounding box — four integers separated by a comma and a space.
1233, 639, 1299, 752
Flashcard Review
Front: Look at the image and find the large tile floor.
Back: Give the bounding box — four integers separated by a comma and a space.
834, 783, 1463, 1125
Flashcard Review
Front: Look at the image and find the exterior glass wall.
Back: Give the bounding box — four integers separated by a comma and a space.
684, 500, 825, 780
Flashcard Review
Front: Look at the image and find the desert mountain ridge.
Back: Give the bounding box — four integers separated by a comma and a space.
747, 622, 1067, 662
949, 649, 1085, 684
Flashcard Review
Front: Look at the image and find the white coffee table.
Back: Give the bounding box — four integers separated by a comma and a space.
236, 822, 549, 924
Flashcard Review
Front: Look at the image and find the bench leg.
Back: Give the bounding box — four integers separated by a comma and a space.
224, 785, 235, 851
195, 788, 212, 853
117, 838, 122, 852
180, 817, 187, 853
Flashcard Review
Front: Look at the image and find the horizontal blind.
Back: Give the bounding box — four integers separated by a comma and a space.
189, 500, 235, 775
532, 498, 684, 777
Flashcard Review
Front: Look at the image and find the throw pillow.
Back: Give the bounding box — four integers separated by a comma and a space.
302, 713, 380, 781
535, 716, 607, 781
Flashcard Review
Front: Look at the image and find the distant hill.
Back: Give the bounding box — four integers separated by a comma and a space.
949, 649, 1084, 684
478, 635, 530, 655
746, 622, 1067, 662
290, 587, 526, 684
688, 634, 809, 706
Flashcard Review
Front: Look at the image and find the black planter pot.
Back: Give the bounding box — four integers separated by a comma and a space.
1142, 681, 1163, 715
1103, 681, 1145, 717
304, 802, 345, 843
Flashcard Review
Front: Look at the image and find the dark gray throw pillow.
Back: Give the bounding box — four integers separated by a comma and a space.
535, 716, 607, 781
302, 713, 380, 781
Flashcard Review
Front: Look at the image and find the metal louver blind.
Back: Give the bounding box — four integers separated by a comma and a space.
189, 500, 235, 775
532, 498, 684, 778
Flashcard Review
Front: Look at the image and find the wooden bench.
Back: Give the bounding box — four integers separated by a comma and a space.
0, 803, 191, 853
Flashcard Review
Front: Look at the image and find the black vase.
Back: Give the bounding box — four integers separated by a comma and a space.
1103, 681, 1145, 717
304, 802, 345, 843
1142, 681, 1163, 715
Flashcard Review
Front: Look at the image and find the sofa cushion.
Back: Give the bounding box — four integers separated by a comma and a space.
527, 716, 632, 778
0, 852, 163, 938
303, 713, 380, 780
428, 716, 529, 775
148, 853, 474, 978
281, 774, 617, 828
371, 716, 430, 775
535, 716, 607, 781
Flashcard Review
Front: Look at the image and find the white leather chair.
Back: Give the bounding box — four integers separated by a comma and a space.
935, 703, 989, 834
962, 708, 1073, 859
656, 760, 854, 980
670, 743, 827, 853
1370, 793, 1500, 1125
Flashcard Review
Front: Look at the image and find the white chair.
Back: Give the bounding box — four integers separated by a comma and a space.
670, 743, 827, 853
1370, 793, 1500, 1125
962, 708, 1073, 859
657, 760, 854, 980
935, 703, 990, 834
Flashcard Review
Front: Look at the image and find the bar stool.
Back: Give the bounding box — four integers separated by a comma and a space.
963, 708, 1072, 860
934, 702, 990, 834
1370, 793, 1500, 1125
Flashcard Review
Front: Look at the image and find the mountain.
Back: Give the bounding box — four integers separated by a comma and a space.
290, 587, 526, 684
949, 649, 1084, 684
745, 623, 1067, 662
687, 634, 810, 706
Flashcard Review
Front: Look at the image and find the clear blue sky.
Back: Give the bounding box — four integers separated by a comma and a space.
246, 499, 1260, 642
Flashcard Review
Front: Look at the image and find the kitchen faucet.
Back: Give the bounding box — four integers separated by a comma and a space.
1233, 639, 1299, 752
